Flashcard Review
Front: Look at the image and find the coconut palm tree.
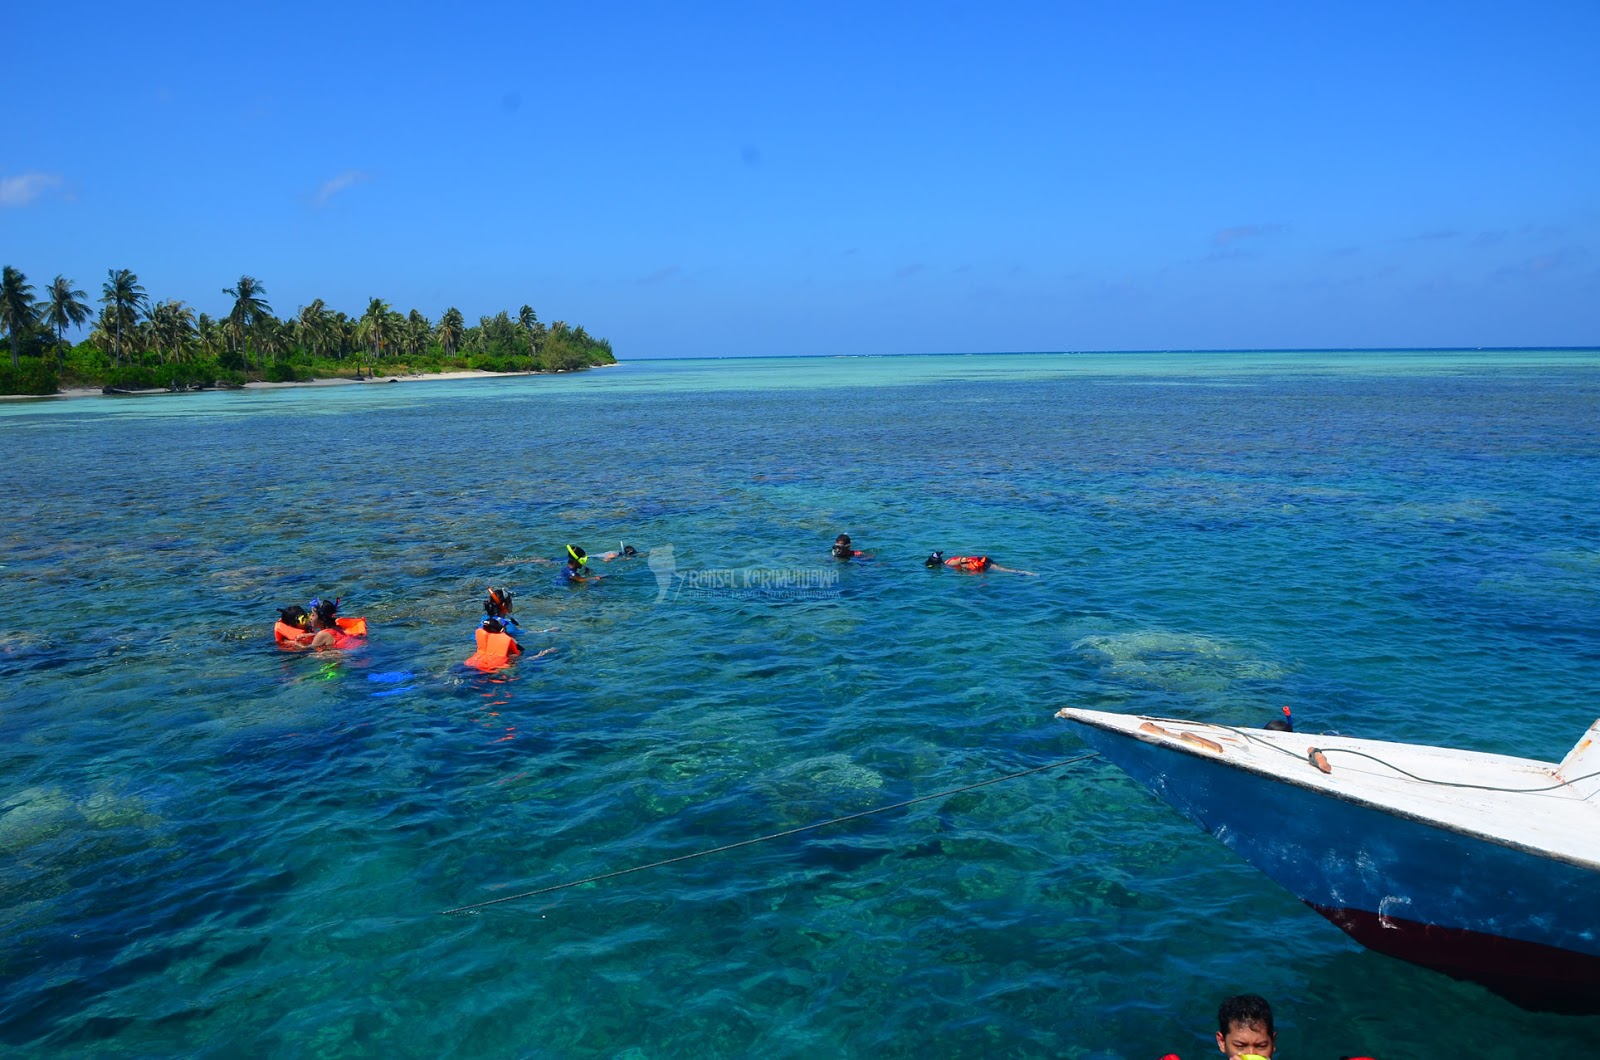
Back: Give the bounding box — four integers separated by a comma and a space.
255, 314, 287, 366
405, 309, 431, 359
517, 304, 542, 368
436, 306, 464, 358
42, 275, 91, 369
356, 297, 393, 373
223, 275, 271, 373
297, 299, 334, 360
0, 266, 40, 370
100, 269, 145, 367
148, 300, 197, 363
197, 313, 224, 360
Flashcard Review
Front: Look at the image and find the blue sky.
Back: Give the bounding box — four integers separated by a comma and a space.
5, 1, 1596, 358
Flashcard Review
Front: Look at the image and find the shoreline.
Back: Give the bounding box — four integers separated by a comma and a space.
5, 364, 617, 402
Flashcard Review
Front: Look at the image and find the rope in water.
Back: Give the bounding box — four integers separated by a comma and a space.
440, 751, 1101, 915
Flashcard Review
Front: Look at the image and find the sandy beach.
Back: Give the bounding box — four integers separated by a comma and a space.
7, 366, 614, 401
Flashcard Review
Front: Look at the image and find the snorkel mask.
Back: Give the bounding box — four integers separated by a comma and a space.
566, 544, 588, 566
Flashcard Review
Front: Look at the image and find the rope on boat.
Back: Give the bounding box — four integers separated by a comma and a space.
439, 751, 1101, 915
1223, 723, 1600, 794
1310, 748, 1600, 795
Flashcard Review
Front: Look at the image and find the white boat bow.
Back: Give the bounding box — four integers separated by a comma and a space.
1056, 707, 1600, 1012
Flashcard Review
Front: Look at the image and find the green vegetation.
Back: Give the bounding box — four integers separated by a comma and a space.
0, 266, 616, 395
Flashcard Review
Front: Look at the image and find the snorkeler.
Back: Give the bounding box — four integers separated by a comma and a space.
598, 543, 640, 561
306, 596, 369, 649
831, 533, 870, 560
463, 616, 554, 670
483, 586, 524, 641
273, 605, 316, 649
924, 550, 1035, 576
562, 544, 603, 582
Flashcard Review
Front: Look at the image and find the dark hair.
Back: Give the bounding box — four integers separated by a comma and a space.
279, 606, 308, 625
482, 617, 505, 634
924, 550, 944, 569
485, 587, 512, 617
622, 544, 638, 557
1218, 994, 1274, 1037
312, 599, 340, 628
831, 542, 853, 559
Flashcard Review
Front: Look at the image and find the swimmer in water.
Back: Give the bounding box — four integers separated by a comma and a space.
562, 544, 602, 582
923, 550, 1035, 576
830, 533, 871, 560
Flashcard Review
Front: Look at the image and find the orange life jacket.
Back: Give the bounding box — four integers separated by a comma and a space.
465, 627, 522, 671
274, 621, 312, 649
944, 555, 991, 572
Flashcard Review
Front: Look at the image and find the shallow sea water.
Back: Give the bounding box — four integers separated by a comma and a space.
2, 350, 1598, 1058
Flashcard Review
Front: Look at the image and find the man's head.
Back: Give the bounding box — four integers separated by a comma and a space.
1216, 994, 1274, 1058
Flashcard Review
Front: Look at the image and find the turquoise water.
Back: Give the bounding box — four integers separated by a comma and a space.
2, 350, 1598, 1058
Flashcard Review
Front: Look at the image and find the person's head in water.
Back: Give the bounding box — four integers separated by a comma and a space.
482, 616, 506, 634
832, 534, 854, 560
924, 550, 944, 569
279, 605, 311, 630
485, 587, 514, 618
566, 544, 588, 570
1216, 994, 1275, 1058
622, 544, 638, 557
1263, 705, 1294, 732
309, 597, 340, 630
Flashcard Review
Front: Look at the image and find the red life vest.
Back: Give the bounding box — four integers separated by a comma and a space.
944, 555, 991, 572
312, 616, 368, 650
274, 621, 312, 649
465, 627, 522, 671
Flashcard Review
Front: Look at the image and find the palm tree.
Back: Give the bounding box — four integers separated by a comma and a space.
197, 313, 224, 360
0, 266, 40, 370
223, 275, 271, 373
436, 306, 464, 357
297, 299, 334, 360
255, 314, 287, 366
356, 297, 393, 374
148, 300, 197, 363
332, 311, 354, 360
100, 269, 145, 367
405, 309, 431, 359
42, 275, 91, 369
517, 304, 541, 368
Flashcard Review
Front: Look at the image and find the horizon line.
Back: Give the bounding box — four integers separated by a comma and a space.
622, 346, 1600, 362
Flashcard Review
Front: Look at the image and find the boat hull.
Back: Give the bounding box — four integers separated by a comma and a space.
1071, 721, 1600, 1012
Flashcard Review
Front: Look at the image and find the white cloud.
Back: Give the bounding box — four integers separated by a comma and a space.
314, 169, 370, 207
0, 171, 63, 207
